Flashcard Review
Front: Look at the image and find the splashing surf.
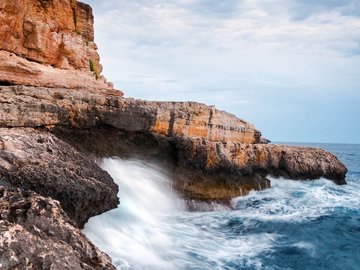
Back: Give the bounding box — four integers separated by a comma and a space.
84, 144, 360, 270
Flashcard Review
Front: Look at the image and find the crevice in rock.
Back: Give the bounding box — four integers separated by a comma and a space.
0, 80, 14, 86
167, 110, 176, 137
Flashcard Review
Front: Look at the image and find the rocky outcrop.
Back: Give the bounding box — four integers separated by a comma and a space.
0, 85, 259, 143
52, 127, 347, 200
259, 137, 271, 144
171, 138, 347, 199
173, 138, 347, 182
76, 2, 95, 42
0, 0, 111, 90
0, 2, 347, 200
0, 86, 347, 198
0, 0, 97, 70
0, 51, 114, 90
0, 187, 116, 269
0, 128, 119, 228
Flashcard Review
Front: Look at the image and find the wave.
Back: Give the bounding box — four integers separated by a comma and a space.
83, 157, 360, 270
231, 177, 360, 223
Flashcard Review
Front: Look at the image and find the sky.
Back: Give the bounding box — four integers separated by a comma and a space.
82, 0, 360, 144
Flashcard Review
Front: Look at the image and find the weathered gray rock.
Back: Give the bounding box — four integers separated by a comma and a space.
173, 138, 347, 182
0, 187, 116, 270
0, 128, 119, 228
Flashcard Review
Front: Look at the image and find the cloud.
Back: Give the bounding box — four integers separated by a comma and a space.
88, 0, 360, 57
289, 0, 360, 20
179, 0, 242, 18
81, 0, 360, 82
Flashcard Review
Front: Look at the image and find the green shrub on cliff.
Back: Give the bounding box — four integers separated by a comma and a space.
89, 59, 100, 80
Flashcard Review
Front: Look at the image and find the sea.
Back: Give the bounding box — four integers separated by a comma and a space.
83, 143, 360, 270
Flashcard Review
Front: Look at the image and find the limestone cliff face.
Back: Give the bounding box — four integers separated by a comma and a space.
0, 0, 97, 70
0, 0, 111, 90
0, 86, 261, 144
147, 101, 260, 143
0, 85, 347, 193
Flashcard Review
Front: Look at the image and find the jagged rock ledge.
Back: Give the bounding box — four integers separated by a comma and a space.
54, 126, 347, 201
0, 85, 348, 202
0, 85, 259, 143
0, 128, 119, 228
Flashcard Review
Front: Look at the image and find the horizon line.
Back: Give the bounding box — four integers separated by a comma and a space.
273, 141, 360, 145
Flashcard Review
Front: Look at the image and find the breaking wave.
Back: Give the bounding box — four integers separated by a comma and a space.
84, 143, 360, 270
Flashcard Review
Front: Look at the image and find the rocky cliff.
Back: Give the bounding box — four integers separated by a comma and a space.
0, 86, 260, 143
0, 0, 113, 90
0, 85, 347, 200
0, 0, 348, 269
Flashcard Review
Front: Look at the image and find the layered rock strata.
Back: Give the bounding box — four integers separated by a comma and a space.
0, 85, 259, 144
0, 51, 114, 90
0, 0, 112, 90
0, 85, 347, 200
171, 138, 347, 199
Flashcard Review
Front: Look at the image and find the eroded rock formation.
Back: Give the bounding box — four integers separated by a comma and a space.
0, 187, 115, 270
0, 85, 347, 200
0, 0, 112, 90
0, 85, 259, 144
50, 127, 347, 200
0, 128, 119, 228
171, 138, 347, 199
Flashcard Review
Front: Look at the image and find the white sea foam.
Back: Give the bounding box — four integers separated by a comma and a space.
83, 158, 274, 269
83, 158, 360, 269
232, 177, 360, 222
83, 158, 183, 269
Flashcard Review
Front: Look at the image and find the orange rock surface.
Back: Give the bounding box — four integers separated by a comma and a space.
0, 86, 260, 143
0, 0, 111, 89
